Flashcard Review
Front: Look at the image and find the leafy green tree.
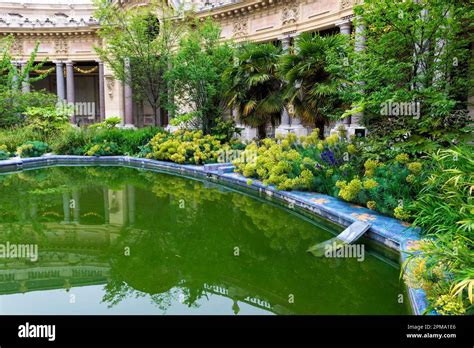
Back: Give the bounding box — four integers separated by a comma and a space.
0, 37, 53, 127
224, 43, 284, 139
94, 0, 181, 126
344, 0, 473, 151
167, 19, 234, 135
279, 32, 348, 138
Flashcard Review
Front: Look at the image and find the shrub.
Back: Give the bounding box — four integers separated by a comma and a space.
0, 144, 10, 160
92, 127, 161, 155
50, 127, 95, 155
50, 126, 161, 156
234, 130, 425, 218
234, 130, 356, 192
17, 141, 49, 158
336, 178, 363, 201
23, 104, 72, 139
410, 147, 472, 237
0, 90, 58, 128
403, 146, 473, 315
85, 141, 121, 157
88, 117, 122, 130
145, 130, 227, 164
233, 134, 315, 191
210, 117, 241, 143
0, 126, 43, 152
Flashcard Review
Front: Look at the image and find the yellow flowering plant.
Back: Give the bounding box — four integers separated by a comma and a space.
16, 141, 49, 158
84, 141, 120, 157
145, 130, 228, 165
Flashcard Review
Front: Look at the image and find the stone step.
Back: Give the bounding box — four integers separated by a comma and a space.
307, 221, 371, 257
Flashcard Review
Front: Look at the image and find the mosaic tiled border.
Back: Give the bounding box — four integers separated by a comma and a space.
0, 155, 431, 315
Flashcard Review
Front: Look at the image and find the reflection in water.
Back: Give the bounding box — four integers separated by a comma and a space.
0, 167, 409, 315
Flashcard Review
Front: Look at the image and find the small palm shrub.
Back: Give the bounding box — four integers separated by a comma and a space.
17, 141, 49, 158
224, 43, 284, 139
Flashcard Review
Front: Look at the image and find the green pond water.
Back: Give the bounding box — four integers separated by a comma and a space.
0, 166, 409, 315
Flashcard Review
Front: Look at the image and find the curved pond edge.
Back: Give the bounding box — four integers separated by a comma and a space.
0, 154, 432, 315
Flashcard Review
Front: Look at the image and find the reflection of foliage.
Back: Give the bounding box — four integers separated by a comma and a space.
231, 194, 312, 253
0, 166, 407, 314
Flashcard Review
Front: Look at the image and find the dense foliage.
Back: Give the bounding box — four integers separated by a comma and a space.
167, 19, 233, 135
94, 0, 179, 125
144, 130, 230, 165
404, 147, 473, 315
279, 33, 348, 136
16, 141, 49, 158
233, 131, 426, 219
343, 0, 473, 152
224, 43, 284, 139
0, 37, 58, 128
1, 0, 472, 316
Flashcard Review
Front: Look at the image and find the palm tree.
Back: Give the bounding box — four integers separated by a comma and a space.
279, 32, 347, 138
224, 43, 284, 139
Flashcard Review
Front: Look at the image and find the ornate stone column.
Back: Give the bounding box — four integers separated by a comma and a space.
336, 20, 353, 130
276, 33, 307, 137
337, 19, 352, 36
20, 61, 30, 93
276, 35, 293, 137
55, 61, 66, 101
11, 61, 19, 90
98, 61, 106, 122
66, 61, 76, 123
347, 16, 367, 138
124, 58, 134, 127
234, 107, 257, 141
352, 18, 366, 127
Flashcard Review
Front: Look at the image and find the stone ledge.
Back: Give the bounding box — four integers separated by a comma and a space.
0, 154, 431, 315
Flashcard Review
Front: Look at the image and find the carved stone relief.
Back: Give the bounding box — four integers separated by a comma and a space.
54, 37, 68, 55
340, 0, 352, 10
10, 38, 23, 56
282, 3, 299, 26
105, 76, 115, 100
233, 17, 248, 38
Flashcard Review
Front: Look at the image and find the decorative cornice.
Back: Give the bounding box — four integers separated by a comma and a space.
0, 30, 97, 37
0, 2, 97, 29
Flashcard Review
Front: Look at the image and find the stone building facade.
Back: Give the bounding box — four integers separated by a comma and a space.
1, 0, 364, 135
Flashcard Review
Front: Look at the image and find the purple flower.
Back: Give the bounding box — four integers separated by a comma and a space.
321, 150, 337, 166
